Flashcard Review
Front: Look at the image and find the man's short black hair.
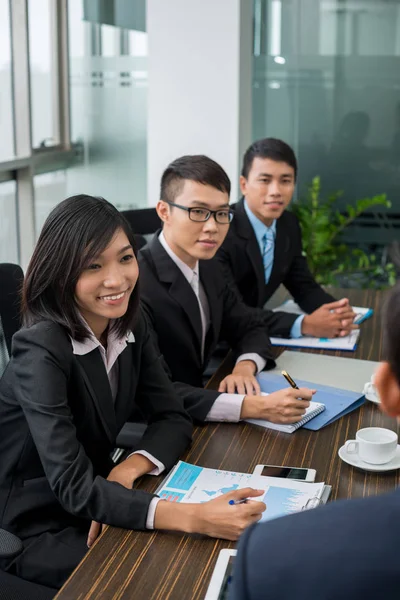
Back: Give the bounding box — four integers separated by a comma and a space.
241, 138, 298, 180
383, 282, 400, 385
160, 155, 231, 204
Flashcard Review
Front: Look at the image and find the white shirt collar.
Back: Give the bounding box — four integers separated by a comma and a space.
70, 319, 135, 357
158, 230, 199, 284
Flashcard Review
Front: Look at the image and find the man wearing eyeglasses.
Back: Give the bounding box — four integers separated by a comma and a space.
138, 155, 313, 424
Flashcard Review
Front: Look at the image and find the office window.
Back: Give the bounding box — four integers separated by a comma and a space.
0, 0, 14, 161
34, 171, 67, 237
253, 0, 400, 249
0, 182, 18, 264
28, 0, 59, 148
102, 24, 117, 57
67, 0, 148, 210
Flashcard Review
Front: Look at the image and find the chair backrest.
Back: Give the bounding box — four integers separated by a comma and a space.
0, 264, 24, 358
121, 208, 161, 236
0, 570, 56, 600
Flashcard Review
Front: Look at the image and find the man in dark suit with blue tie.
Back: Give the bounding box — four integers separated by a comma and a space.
230, 282, 400, 600
217, 138, 356, 339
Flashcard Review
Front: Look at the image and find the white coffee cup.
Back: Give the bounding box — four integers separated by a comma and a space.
345, 427, 398, 465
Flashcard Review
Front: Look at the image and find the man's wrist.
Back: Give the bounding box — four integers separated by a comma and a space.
233, 360, 257, 377
240, 395, 259, 420
301, 315, 315, 336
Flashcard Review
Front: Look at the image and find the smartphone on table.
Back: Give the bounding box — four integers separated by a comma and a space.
253, 464, 316, 482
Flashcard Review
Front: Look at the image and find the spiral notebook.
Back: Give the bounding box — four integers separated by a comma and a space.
246, 400, 325, 433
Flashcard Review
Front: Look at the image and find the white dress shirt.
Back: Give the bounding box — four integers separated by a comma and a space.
70, 322, 162, 529
158, 231, 266, 422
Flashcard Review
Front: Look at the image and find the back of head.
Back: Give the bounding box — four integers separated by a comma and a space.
160, 154, 231, 203
383, 282, 400, 386
22, 194, 139, 341
241, 138, 298, 180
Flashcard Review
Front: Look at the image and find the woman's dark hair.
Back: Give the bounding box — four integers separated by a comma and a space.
22, 194, 139, 341
241, 138, 298, 180
383, 281, 400, 386
160, 154, 231, 203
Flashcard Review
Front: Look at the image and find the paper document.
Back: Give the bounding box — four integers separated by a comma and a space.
156, 461, 326, 523
270, 329, 360, 351
274, 351, 379, 394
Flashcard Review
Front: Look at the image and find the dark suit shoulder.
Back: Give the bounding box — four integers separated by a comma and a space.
138, 242, 152, 265
278, 209, 300, 228
131, 306, 150, 341
12, 320, 72, 358
236, 489, 400, 599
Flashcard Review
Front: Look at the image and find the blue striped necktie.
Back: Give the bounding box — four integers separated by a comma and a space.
262, 229, 275, 283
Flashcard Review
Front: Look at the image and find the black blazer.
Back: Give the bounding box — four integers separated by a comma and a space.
138, 234, 275, 421
230, 488, 400, 600
0, 311, 192, 541
217, 199, 335, 319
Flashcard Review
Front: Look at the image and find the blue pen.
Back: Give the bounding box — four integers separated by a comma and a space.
229, 498, 247, 505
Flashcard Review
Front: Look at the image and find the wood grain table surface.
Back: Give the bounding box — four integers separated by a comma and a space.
56, 288, 399, 600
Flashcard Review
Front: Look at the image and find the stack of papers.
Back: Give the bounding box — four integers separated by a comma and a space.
270, 329, 360, 351
157, 461, 327, 523
274, 351, 379, 395
269, 300, 373, 351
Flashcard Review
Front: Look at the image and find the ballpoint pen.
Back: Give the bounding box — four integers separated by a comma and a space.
281, 370, 299, 390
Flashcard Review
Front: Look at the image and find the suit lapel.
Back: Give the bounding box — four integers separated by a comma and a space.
76, 350, 117, 444
235, 199, 265, 307
148, 235, 203, 358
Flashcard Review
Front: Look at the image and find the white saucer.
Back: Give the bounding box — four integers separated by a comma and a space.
338, 444, 400, 472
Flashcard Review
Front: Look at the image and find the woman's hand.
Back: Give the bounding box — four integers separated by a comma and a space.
154, 488, 266, 541
195, 488, 266, 540
240, 387, 315, 423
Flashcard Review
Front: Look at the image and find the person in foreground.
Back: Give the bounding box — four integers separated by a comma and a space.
229, 281, 400, 600
217, 137, 357, 339
0, 195, 265, 590
139, 155, 314, 425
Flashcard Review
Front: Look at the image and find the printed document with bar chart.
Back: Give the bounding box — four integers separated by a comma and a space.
156, 461, 326, 523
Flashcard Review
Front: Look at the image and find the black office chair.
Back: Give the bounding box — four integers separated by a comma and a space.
121, 208, 161, 250
0, 263, 24, 354
0, 529, 56, 599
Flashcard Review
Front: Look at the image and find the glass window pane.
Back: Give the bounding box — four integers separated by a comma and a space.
101, 24, 117, 57
253, 0, 400, 254
67, 0, 148, 210
28, 0, 59, 148
0, 0, 15, 161
0, 181, 18, 264
34, 172, 67, 237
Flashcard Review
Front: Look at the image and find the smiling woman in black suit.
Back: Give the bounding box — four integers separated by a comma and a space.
0, 195, 265, 590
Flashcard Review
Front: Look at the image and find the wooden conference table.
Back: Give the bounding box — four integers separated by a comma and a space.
56, 288, 399, 600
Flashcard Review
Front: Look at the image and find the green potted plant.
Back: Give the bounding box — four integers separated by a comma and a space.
291, 176, 396, 289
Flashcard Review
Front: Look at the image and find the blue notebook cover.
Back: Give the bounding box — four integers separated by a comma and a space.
257, 372, 365, 430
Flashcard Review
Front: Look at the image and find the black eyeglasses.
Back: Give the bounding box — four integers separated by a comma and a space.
164, 201, 234, 224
